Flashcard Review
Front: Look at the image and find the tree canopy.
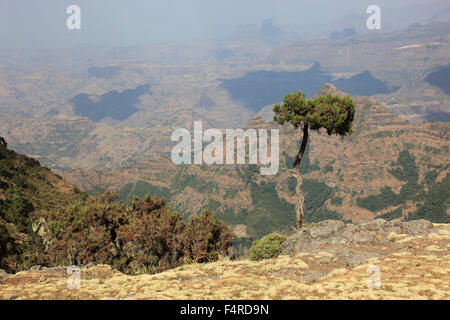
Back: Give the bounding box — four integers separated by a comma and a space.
273, 92, 355, 136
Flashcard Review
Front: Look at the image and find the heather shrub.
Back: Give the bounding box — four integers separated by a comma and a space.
43, 192, 233, 274
249, 233, 287, 261
44, 191, 127, 267
183, 210, 234, 263
118, 196, 186, 274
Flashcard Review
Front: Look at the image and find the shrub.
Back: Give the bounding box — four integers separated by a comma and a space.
118, 196, 187, 274
249, 233, 287, 261
44, 193, 234, 274
183, 210, 234, 263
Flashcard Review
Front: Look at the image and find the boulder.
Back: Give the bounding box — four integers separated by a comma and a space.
345, 251, 382, 268
403, 219, 433, 235
359, 219, 387, 231
303, 270, 326, 284
351, 231, 375, 244
305, 220, 345, 239
29, 265, 42, 271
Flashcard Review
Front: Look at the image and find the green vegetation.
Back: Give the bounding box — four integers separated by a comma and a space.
119, 181, 172, 203
424, 170, 439, 185
331, 196, 344, 206
378, 208, 402, 221
246, 181, 295, 239
249, 233, 287, 261
357, 150, 448, 223
367, 131, 393, 139
357, 186, 397, 212
407, 173, 449, 223
357, 150, 420, 212
173, 172, 219, 193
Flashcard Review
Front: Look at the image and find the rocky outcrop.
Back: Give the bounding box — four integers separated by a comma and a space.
282, 219, 441, 269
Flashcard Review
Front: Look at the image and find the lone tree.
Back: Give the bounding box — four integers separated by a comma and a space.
273, 91, 355, 228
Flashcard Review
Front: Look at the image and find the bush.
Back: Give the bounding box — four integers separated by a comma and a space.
183, 210, 234, 264
118, 196, 187, 274
44, 193, 234, 274
249, 233, 287, 261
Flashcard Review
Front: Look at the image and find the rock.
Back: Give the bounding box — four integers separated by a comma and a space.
318, 255, 333, 264
360, 219, 387, 231
0, 269, 9, 278
281, 229, 311, 255
121, 294, 136, 300
351, 231, 375, 243
387, 218, 403, 227
305, 220, 345, 239
341, 224, 359, 241
303, 270, 326, 284
29, 265, 42, 271
382, 219, 403, 234
41, 266, 67, 275
403, 219, 433, 235
345, 252, 381, 268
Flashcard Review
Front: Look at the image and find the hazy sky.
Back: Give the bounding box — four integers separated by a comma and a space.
0, 0, 448, 50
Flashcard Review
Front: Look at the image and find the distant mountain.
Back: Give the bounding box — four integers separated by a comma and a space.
220, 63, 399, 111
219, 62, 332, 111
332, 71, 400, 97
425, 66, 450, 94
70, 84, 150, 122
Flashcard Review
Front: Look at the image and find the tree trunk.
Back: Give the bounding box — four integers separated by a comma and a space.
291, 124, 309, 229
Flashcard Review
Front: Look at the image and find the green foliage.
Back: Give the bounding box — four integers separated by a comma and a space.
303, 179, 334, 214
367, 131, 393, 139
273, 92, 355, 136
200, 199, 221, 212
119, 181, 172, 203
357, 150, 448, 223
424, 170, 439, 185
388, 150, 419, 183
224, 189, 237, 199
173, 172, 219, 193
357, 186, 398, 212
331, 196, 344, 206
249, 233, 287, 261
323, 164, 333, 173
245, 181, 295, 238
379, 208, 402, 221
288, 178, 340, 223
407, 173, 449, 223
304, 206, 340, 223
